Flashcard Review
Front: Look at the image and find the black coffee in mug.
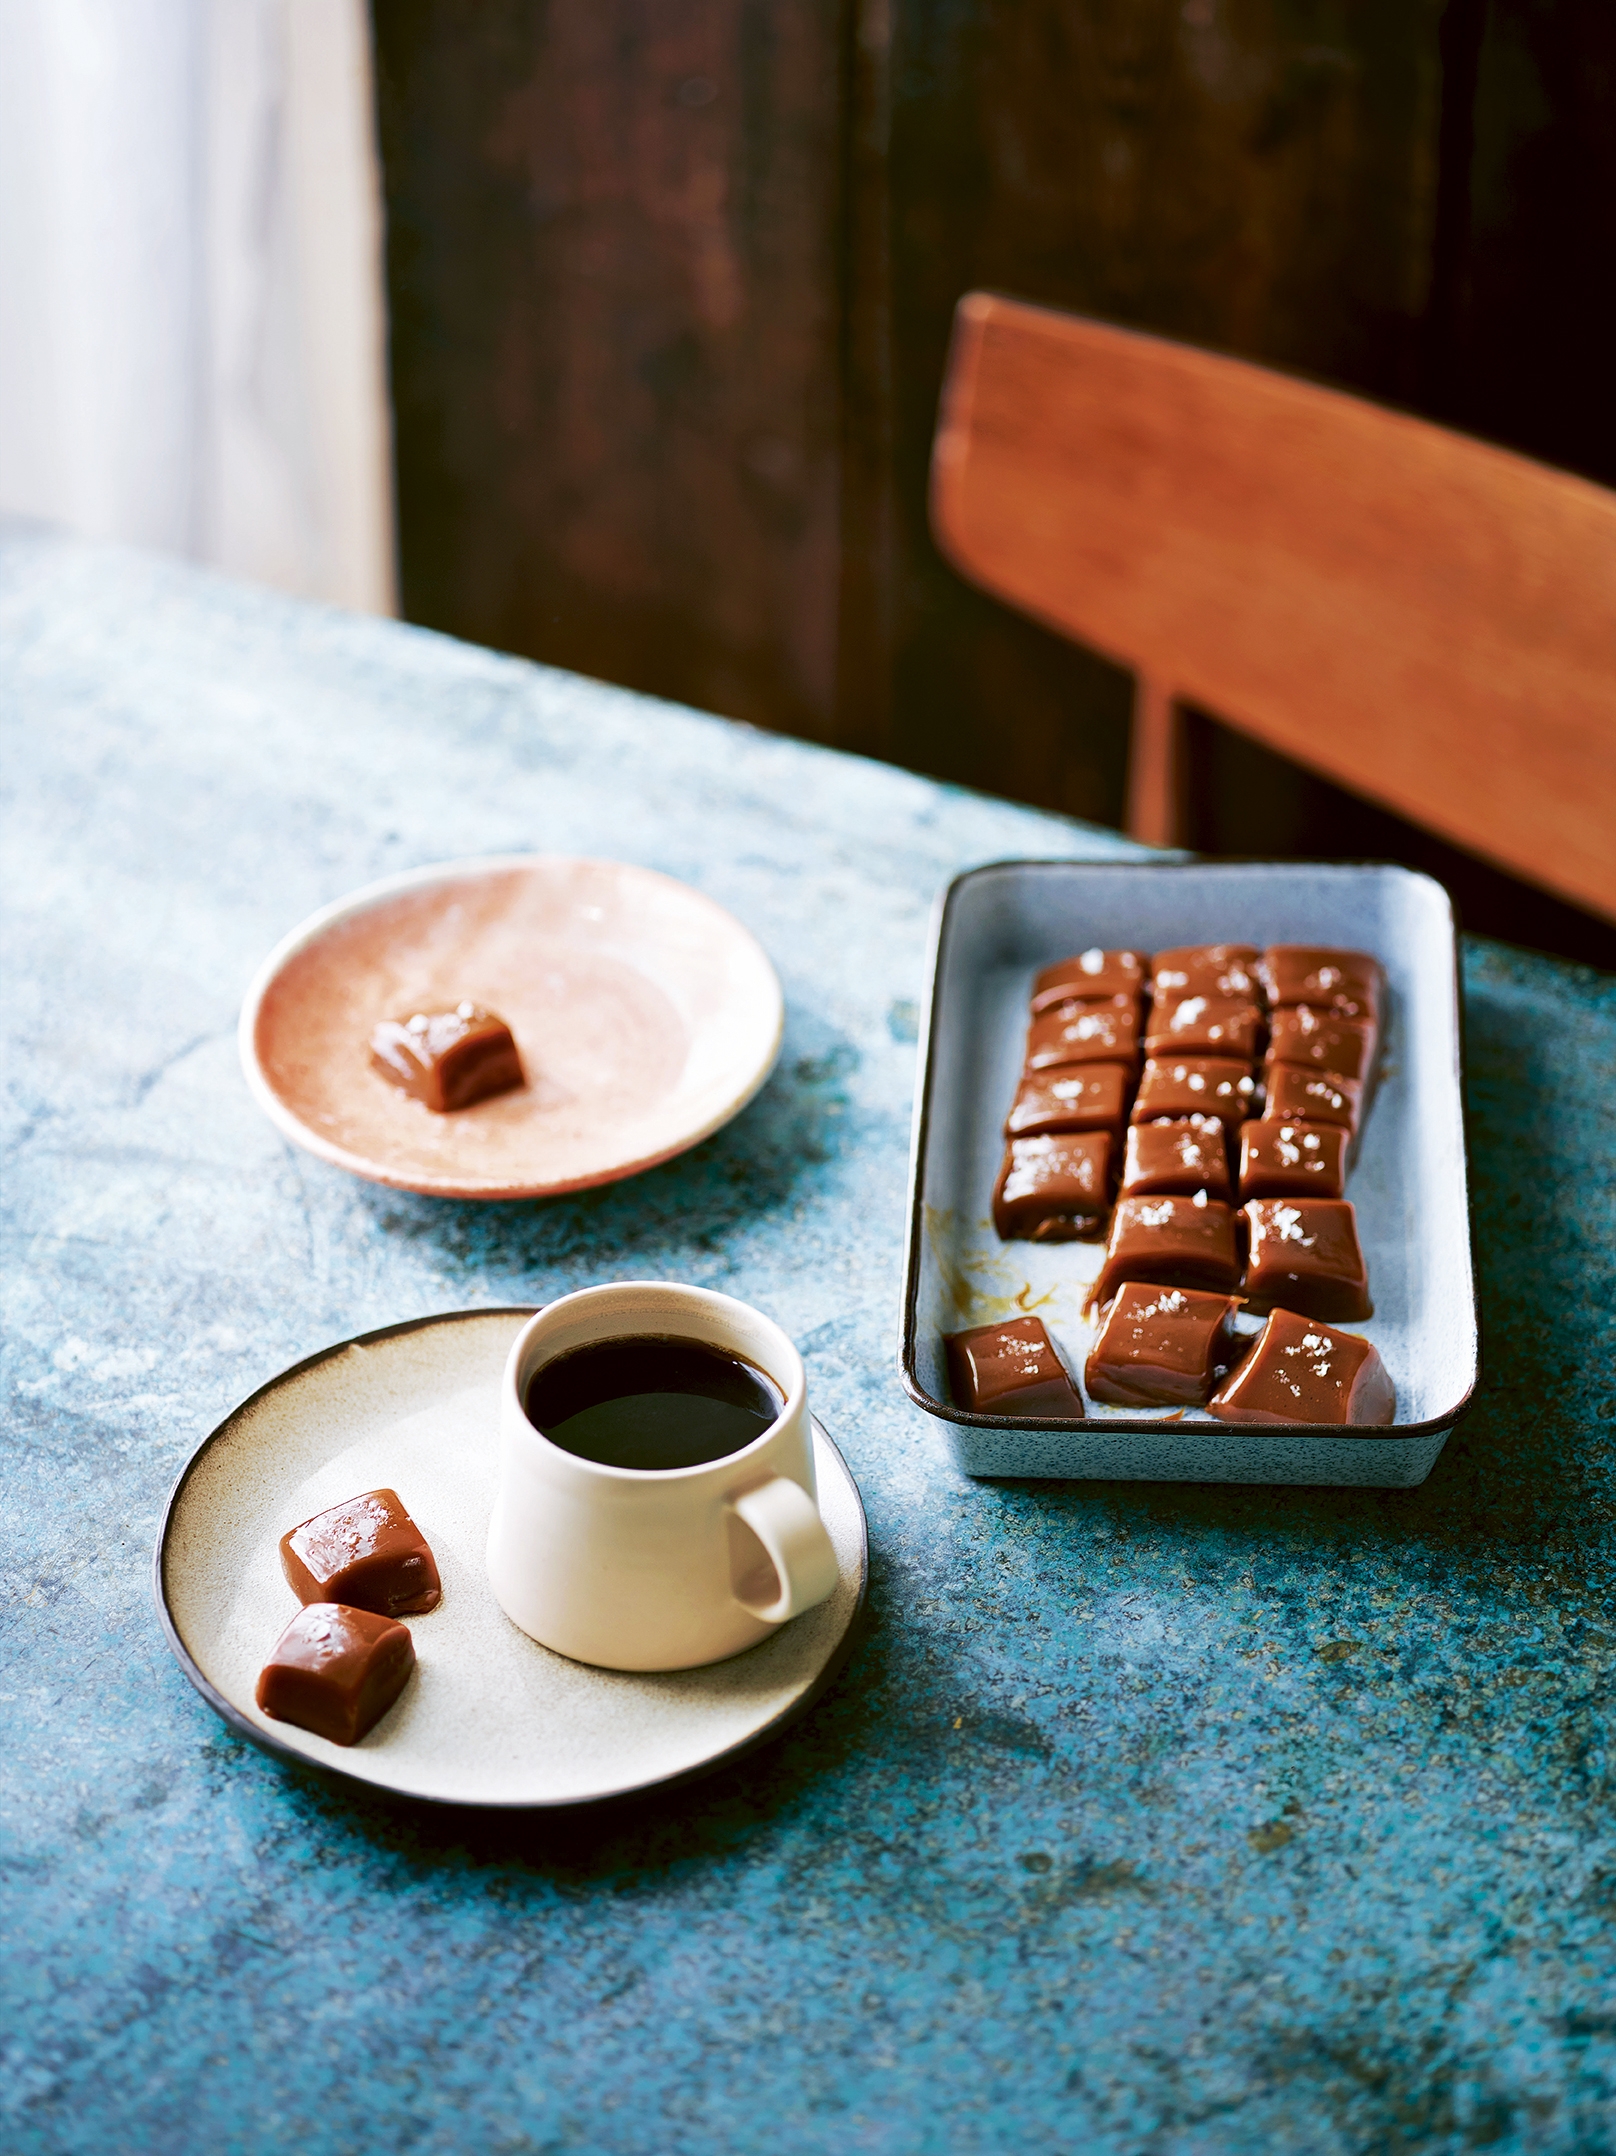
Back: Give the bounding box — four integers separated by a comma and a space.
524, 1334, 785, 1472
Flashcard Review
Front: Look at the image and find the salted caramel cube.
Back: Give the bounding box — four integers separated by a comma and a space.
369, 1001, 524, 1112
1210, 1307, 1394, 1426
993, 1132, 1112, 1241
1150, 944, 1262, 1002
1092, 1194, 1241, 1305
1120, 1117, 1231, 1201
1006, 1063, 1132, 1137
280, 1488, 442, 1617
1030, 948, 1147, 1013
1132, 1055, 1256, 1131
1086, 1282, 1244, 1408
1263, 1063, 1361, 1132
1267, 1003, 1375, 1083
255, 1603, 416, 1746
945, 1316, 1085, 1419
1242, 1198, 1371, 1320
1259, 947, 1382, 1024
1145, 991, 1264, 1060
1025, 997, 1141, 1070
1238, 1119, 1346, 1201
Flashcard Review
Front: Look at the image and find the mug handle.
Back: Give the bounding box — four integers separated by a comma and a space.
729, 1475, 840, 1624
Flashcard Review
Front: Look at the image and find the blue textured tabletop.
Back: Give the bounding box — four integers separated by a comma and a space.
5, 530, 1616, 2156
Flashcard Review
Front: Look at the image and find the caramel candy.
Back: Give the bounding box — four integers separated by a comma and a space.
1120, 1117, 1231, 1201
1025, 997, 1141, 1070
1092, 1193, 1241, 1305
1268, 1003, 1375, 1083
280, 1488, 442, 1617
1006, 1064, 1132, 1137
369, 1002, 524, 1112
255, 1603, 416, 1746
1086, 1282, 1244, 1408
1210, 1307, 1394, 1426
993, 1133, 1111, 1241
1263, 1063, 1361, 1133
1259, 947, 1382, 1024
1150, 944, 1262, 1002
1145, 991, 1264, 1060
945, 1316, 1085, 1418
1132, 1055, 1256, 1132
1242, 1198, 1372, 1320
1030, 948, 1147, 1013
1238, 1119, 1346, 1201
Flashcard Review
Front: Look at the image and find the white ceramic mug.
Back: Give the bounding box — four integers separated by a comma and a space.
486, 1282, 840, 1671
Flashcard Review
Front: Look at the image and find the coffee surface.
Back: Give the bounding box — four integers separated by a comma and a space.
525, 1334, 784, 1470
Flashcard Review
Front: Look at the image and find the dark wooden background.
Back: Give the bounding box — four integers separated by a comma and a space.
371, 0, 1616, 965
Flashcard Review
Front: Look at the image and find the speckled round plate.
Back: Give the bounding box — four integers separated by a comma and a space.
155, 1309, 867, 1809
238, 855, 784, 1199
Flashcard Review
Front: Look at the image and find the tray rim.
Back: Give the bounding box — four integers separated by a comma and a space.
236, 851, 785, 1200
899, 855, 1481, 1449
153, 1305, 869, 1812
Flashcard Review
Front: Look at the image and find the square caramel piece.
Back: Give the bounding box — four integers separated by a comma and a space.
1132, 1055, 1256, 1131
1092, 1194, 1241, 1305
280, 1488, 442, 1617
944, 1316, 1085, 1419
1259, 946, 1382, 1024
370, 1001, 524, 1112
1210, 1307, 1394, 1426
1263, 1062, 1362, 1132
255, 1602, 417, 1746
1145, 991, 1265, 1060
1086, 1282, 1243, 1409
1006, 1063, 1132, 1137
1268, 1003, 1375, 1083
993, 1132, 1112, 1241
1150, 944, 1262, 1002
1120, 1117, 1231, 1201
1242, 1197, 1372, 1320
1029, 948, 1147, 1014
1024, 997, 1142, 1070
1238, 1119, 1346, 1201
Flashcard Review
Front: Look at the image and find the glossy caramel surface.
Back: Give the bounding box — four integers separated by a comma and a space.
1210, 1306, 1395, 1425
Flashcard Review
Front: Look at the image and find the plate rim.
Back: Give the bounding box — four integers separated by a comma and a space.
899, 856, 1481, 1448
153, 1305, 869, 1812
236, 852, 786, 1199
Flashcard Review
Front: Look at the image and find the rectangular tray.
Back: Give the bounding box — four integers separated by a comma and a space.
900, 860, 1478, 1486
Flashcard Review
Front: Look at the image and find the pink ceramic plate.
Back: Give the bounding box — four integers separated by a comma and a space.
239, 855, 784, 1199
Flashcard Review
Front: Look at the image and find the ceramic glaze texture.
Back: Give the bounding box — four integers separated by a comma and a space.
4, 529, 1616, 2155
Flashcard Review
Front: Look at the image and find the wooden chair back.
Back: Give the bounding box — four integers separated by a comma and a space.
931, 292, 1616, 925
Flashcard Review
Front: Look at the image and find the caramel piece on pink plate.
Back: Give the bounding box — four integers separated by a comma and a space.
1086, 1283, 1244, 1409
1210, 1307, 1394, 1426
993, 1132, 1112, 1241
369, 1001, 524, 1112
255, 1603, 416, 1747
280, 1488, 442, 1617
944, 1316, 1085, 1419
